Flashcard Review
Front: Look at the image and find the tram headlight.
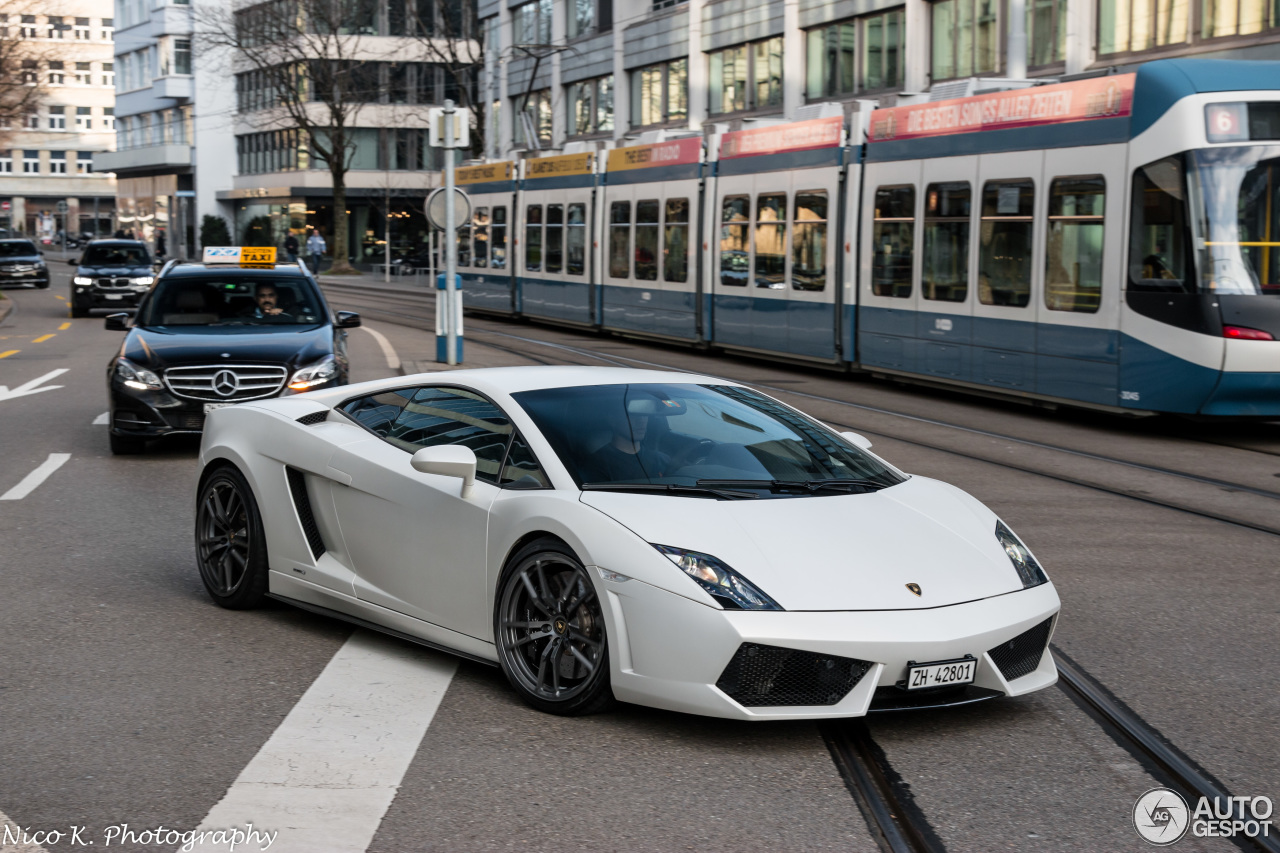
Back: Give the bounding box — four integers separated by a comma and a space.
995, 521, 1048, 589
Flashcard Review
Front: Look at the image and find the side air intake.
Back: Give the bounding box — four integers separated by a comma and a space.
988, 617, 1054, 682
285, 467, 326, 559
296, 410, 329, 426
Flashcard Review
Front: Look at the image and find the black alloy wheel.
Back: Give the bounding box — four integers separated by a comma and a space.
495, 539, 613, 716
195, 465, 268, 609
70, 300, 88, 318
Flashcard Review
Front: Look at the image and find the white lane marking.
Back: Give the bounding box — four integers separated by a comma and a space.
0, 369, 68, 403
92, 411, 108, 425
0, 809, 51, 852
358, 325, 400, 370
1, 454, 71, 501
189, 630, 457, 853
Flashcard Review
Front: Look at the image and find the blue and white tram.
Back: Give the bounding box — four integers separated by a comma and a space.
447, 58, 1280, 417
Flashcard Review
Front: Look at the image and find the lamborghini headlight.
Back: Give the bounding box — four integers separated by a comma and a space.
653, 544, 783, 611
288, 356, 338, 391
996, 521, 1048, 588
114, 357, 163, 392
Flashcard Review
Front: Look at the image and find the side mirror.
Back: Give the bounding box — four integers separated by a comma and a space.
335, 311, 361, 328
104, 313, 129, 331
410, 445, 476, 497
840, 430, 873, 451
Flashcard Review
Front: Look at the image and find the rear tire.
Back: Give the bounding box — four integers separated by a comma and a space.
195, 465, 269, 610
494, 538, 613, 716
108, 431, 146, 455
70, 301, 88, 318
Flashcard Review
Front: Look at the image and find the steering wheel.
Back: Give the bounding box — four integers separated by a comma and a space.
670, 439, 715, 470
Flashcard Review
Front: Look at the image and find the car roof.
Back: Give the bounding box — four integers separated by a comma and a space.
305, 366, 737, 404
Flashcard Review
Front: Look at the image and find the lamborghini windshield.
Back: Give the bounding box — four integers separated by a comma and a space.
514, 383, 905, 491
137, 275, 325, 327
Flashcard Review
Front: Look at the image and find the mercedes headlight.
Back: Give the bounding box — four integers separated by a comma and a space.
996, 521, 1048, 588
73, 276, 93, 285
288, 356, 338, 391
653, 545, 782, 611
114, 357, 163, 392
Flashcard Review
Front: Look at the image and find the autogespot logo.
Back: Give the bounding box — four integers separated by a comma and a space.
1134, 788, 1190, 846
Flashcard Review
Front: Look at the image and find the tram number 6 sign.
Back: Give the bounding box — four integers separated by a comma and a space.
1206, 103, 1249, 143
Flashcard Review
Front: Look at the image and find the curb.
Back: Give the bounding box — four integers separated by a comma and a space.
398, 359, 468, 376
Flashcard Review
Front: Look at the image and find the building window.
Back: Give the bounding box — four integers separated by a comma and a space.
48, 106, 66, 130
101, 18, 114, 40
23, 152, 40, 174
1027, 0, 1066, 65
514, 0, 552, 44
0, 152, 11, 173
103, 107, 114, 130
102, 63, 114, 87
49, 152, 66, 174
568, 75, 613, 136
709, 37, 782, 115
47, 16, 66, 38
77, 152, 93, 174
1202, 0, 1278, 37
75, 62, 91, 85
74, 17, 90, 39
932, 0, 1000, 80
568, 0, 593, 38
24, 112, 38, 130
48, 61, 65, 85
806, 10, 904, 98
630, 58, 687, 128
75, 106, 91, 130
173, 39, 192, 75
515, 89, 551, 145
1097, 0, 1190, 54
20, 15, 37, 38
653, 0, 685, 8
20, 60, 37, 85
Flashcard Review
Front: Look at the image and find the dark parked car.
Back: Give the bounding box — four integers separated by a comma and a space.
70, 240, 154, 317
0, 238, 50, 288
104, 255, 360, 454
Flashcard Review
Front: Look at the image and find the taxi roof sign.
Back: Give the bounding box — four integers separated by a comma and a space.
202, 247, 278, 265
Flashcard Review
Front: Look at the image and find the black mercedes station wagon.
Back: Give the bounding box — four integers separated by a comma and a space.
71, 240, 155, 316
0, 238, 50, 288
104, 253, 360, 454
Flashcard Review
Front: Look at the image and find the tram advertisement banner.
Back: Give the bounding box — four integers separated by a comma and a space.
524, 152, 594, 179
456, 161, 514, 184
607, 137, 702, 172
719, 116, 845, 159
869, 74, 1136, 143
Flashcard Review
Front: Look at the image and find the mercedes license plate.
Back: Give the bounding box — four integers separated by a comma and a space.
906, 657, 976, 690
203, 402, 233, 414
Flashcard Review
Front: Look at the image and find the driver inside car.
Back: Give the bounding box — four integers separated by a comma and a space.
241, 283, 293, 321
583, 397, 675, 483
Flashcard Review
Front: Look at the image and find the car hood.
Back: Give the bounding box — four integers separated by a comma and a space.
123, 324, 333, 371
79, 265, 153, 276
579, 476, 1027, 611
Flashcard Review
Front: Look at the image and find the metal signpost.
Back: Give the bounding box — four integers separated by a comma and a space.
426, 100, 471, 366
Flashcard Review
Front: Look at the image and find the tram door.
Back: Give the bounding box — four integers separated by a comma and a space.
455, 190, 517, 315
518, 154, 597, 325
858, 159, 923, 372
1036, 145, 1126, 406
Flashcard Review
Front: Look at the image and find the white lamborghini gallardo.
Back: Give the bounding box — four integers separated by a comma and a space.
195, 366, 1060, 719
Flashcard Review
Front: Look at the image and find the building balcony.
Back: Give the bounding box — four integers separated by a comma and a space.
94, 145, 192, 174
154, 75, 194, 100
150, 4, 193, 37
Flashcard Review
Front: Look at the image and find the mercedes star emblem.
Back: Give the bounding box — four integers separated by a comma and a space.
212, 370, 239, 398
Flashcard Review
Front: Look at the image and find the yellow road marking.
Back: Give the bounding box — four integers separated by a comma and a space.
0, 350, 18, 358
33, 334, 54, 343
54, 295, 66, 302
58, 322, 70, 330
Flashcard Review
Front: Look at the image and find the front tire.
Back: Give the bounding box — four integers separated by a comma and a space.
70, 300, 88, 318
195, 465, 269, 609
495, 538, 613, 716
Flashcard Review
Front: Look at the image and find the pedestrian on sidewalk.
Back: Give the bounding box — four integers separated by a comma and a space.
284, 232, 299, 263
306, 229, 326, 274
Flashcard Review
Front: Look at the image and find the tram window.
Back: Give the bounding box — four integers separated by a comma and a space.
457, 218, 472, 267
609, 201, 631, 279
792, 191, 827, 291
525, 205, 543, 272
1128, 157, 1194, 294
923, 182, 970, 302
720, 195, 750, 287
664, 198, 690, 283
1192, 147, 1280, 295
566, 203, 586, 276
978, 180, 1033, 307
872, 186, 914, 298
546, 204, 564, 274
1046, 176, 1105, 313
492, 206, 508, 270
635, 200, 660, 281
755, 193, 787, 289
473, 207, 490, 268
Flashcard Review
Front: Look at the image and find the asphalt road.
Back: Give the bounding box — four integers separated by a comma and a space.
0, 269, 1267, 852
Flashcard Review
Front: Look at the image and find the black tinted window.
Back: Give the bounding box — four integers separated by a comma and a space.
342, 389, 413, 435
0, 241, 37, 256
386, 387, 512, 484
83, 245, 150, 266
500, 432, 549, 489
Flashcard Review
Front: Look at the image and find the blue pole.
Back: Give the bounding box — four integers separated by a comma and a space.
436, 272, 463, 363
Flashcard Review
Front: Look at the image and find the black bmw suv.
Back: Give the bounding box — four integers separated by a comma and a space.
104, 256, 360, 454
0, 238, 50, 288
71, 240, 155, 317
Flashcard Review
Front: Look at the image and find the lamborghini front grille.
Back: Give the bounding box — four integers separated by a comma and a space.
988, 617, 1053, 682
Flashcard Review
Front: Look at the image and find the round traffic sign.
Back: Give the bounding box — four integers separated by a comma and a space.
55, 200, 69, 214
426, 187, 472, 231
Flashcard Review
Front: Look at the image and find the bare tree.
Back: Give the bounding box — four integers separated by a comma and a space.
0, 7, 52, 148
197, 0, 386, 274
403, 0, 484, 157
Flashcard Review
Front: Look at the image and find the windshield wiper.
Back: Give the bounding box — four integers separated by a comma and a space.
581, 482, 760, 500
696, 478, 888, 494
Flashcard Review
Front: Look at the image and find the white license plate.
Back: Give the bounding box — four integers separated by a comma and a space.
104, 293, 123, 300
203, 402, 233, 414
906, 658, 977, 690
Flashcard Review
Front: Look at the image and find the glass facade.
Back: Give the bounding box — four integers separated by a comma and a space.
630, 59, 688, 127
709, 38, 782, 114
931, 0, 1000, 80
